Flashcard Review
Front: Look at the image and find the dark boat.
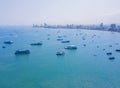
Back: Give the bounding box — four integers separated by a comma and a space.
4, 41, 13, 44
15, 50, 30, 55
56, 50, 65, 55
47, 34, 51, 36
115, 49, 120, 52
61, 40, 70, 43
109, 57, 115, 60
103, 49, 106, 51
83, 44, 86, 46
93, 54, 97, 56
2, 46, 6, 48
30, 42, 42, 45
109, 45, 112, 47
106, 52, 112, 55
64, 45, 77, 49
57, 39, 63, 41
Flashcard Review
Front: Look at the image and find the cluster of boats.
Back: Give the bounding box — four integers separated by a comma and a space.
57, 39, 70, 43
2, 39, 120, 60
105, 49, 120, 60
15, 42, 42, 55
57, 35, 70, 43
2, 40, 77, 55
2, 41, 43, 55
56, 45, 77, 56
56, 37, 77, 55
14, 44, 77, 55
2, 40, 13, 48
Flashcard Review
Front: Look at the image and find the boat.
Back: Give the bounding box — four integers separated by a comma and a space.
2, 46, 6, 48
4, 41, 13, 44
106, 52, 112, 55
115, 49, 120, 52
47, 34, 51, 36
64, 45, 77, 49
109, 57, 115, 60
109, 45, 112, 47
58, 36, 62, 38
83, 44, 86, 46
103, 49, 106, 51
30, 42, 42, 45
57, 38, 63, 41
56, 50, 65, 55
61, 40, 70, 43
15, 50, 30, 55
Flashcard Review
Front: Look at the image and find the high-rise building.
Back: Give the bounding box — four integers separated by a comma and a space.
100, 23, 104, 30
109, 24, 117, 31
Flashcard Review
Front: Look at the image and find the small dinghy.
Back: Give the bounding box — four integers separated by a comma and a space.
56, 50, 65, 55
30, 42, 42, 45
4, 41, 13, 44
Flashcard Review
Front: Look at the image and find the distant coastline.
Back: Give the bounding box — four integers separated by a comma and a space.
33, 23, 120, 32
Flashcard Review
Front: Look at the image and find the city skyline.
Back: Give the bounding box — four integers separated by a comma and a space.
0, 0, 120, 25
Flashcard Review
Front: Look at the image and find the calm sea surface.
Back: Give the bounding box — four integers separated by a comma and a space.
0, 26, 120, 88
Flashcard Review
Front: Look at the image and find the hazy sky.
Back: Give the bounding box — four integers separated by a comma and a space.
0, 0, 120, 25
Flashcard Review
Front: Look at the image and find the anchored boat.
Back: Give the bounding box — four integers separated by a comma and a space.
15, 50, 30, 55
56, 50, 65, 55
4, 40, 13, 44
64, 45, 77, 49
30, 42, 42, 45
61, 40, 70, 43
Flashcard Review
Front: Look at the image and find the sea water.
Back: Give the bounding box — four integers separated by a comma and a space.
0, 26, 120, 88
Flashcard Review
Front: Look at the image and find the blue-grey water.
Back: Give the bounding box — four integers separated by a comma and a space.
0, 26, 120, 88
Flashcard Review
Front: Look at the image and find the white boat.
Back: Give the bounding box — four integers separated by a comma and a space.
64, 45, 77, 49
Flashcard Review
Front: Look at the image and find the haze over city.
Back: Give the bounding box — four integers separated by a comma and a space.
0, 0, 120, 25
